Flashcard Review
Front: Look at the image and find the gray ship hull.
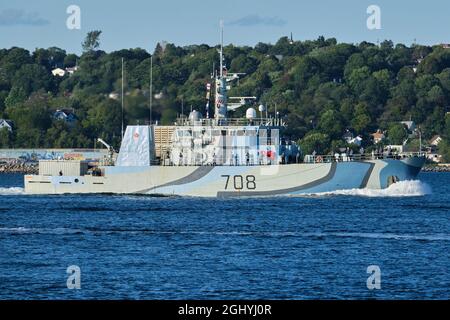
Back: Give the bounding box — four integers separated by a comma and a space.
24, 157, 425, 197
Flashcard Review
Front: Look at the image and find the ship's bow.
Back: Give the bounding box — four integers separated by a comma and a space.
376, 156, 426, 189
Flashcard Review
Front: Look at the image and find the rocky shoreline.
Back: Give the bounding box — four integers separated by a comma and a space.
421, 164, 450, 172
0, 161, 38, 174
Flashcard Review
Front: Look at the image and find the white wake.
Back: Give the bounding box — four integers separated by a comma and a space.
0, 187, 25, 195
0, 181, 432, 197
303, 180, 431, 198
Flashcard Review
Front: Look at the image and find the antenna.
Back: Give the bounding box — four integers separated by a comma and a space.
181, 97, 184, 117
149, 55, 153, 124
121, 58, 124, 139
220, 20, 224, 78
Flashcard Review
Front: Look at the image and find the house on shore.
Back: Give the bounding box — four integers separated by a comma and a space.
51, 66, 79, 77
349, 136, 363, 147
53, 109, 77, 125
0, 119, 13, 132
65, 66, 79, 75
371, 130, 385, 144
342, 130, 354, 144
51, 68, 66, 77
400, 120, 416, 132
429, 135, 442, 147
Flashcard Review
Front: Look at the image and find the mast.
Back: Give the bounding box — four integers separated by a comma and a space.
121, 58, 124, 139
205, 83, 211, 119
220, 20, 224, 78
215, 20, 228, 121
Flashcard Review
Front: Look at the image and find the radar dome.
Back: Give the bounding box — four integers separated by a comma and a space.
189, 110, 202, 122
246, 107, 257, 119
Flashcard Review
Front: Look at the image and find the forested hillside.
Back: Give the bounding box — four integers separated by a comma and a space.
0, 33, 449, 159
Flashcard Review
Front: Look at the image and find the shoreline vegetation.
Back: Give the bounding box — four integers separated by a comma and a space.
0, 33, 449, 161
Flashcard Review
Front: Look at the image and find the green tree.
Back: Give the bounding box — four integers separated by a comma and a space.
64, 54, 78, 68
427, 85, 445, 105
46, 121, 76, 148
347, 66, 370, 93
439, 113, 450, 161
438, 139, 450, 162
0, 127, 11, 148
160, 107, 177, 125
12, 64, 53, 95
318, 109, 343, 139
230, 54, 258, 74
352, 103, 372, 134
5, 92, 51, 147
81, 97, 122, 148
299, 133, 330, 155
82, 30, 102, 52
4, 86, 27, 108
444, 114, 450, 138
387, 123, 408, 145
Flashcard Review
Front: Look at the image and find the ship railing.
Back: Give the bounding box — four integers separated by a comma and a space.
174, 117, 286, 127
158, 152, 425, 166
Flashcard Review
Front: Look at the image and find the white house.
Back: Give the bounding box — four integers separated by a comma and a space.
65, 66, 79, 75
51, 68, 66, 77
342, 130, 354, 144
53, 109, 76, 125
349, 136, 363, 147
385, 145, 404, 153
400, 121, 416, 132
429, 135, 442, 146
0, 119, 13, 132
154, 92, 164, 100
274, 55, 283, 62
108, 92, 120, 100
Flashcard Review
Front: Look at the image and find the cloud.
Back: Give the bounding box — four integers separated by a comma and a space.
0, 8, 49, 26
228, 15, 287, 27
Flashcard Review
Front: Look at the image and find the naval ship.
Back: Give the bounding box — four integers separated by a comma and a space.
24, 36, 426, 197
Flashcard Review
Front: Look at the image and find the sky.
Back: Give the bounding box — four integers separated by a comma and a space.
0, 0, 449, 54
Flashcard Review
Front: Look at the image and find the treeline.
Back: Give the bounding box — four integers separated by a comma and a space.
0, 33, 449, 160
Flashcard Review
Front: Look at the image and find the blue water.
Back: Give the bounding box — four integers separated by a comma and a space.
0, 173, 448, 300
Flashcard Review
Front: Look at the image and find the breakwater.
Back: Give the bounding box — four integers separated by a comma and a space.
0, 148, 108, 175
0, 161, 38, 174
422, 164, 450, 172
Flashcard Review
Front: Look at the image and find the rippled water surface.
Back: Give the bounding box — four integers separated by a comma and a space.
0, 173, 448, 299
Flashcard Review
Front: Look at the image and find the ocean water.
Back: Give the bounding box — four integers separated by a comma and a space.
0, 173, 448, 300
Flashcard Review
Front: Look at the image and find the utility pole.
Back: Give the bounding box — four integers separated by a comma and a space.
419, 126, 422, 155
181, 97, 184, 117
149, 55, 153, 125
